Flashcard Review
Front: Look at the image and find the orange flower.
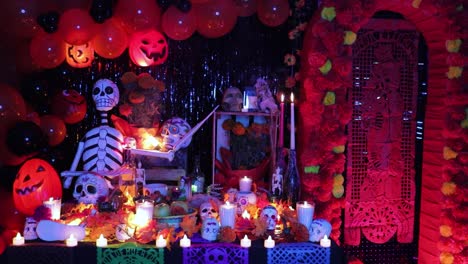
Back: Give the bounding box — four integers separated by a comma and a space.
232, 122, 246, 136
284, 54, 296, 66
218, 226, 236, 242
119, 103, 133, 117
222, 119, 235, 130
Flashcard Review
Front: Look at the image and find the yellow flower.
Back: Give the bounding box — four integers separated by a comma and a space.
319, 59, 332, 75
323, 91, 336, 106
441, 181, 456, 196
412, 0, 422, 8
445, 39, 462, 53
439, 225, 452, 237
333, 145, 345, 153
343, 31, 357, 45
332, 185, 344, 198
443, 146, 458, 160
284, 54, 296, 66
321, 7, 336, 21
333, 174, 344, 186
440, 252, 454, 264
446, 66, 463, 79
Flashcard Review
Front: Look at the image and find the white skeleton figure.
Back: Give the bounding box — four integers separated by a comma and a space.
254, 78, 278, 113
63, 78, 124, 188
271, 166, 283, 196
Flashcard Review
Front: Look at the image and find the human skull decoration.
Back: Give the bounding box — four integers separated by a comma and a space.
73, 173, 109, 204
92, 78, 119, 112
159, 117, 192, 151
204, 247, 228, 263
221, 86, 243, 112
260, 205, 278, 230
308, 218, 332, 242
23, 217, 38, 240
200, 202, 219, 222
201, 217, 220, 241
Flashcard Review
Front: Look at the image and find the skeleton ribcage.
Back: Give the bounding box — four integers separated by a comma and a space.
82, 126, 124, 171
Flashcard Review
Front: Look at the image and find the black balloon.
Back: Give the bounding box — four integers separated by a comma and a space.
176, 0, 191, 13
37, 11, 60, 33
6, 121, 46, 156
157, 0, 173, 11
90, 0, 114, 23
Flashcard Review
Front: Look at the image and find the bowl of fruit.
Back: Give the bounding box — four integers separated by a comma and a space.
153, 200, 197, 228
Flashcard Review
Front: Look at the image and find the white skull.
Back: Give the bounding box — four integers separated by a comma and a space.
201, 217, 220, 241
308, 219, 332, 242
23, 217, 38, 240
204, 247, 228, 263
260, 205, 278, 230
124, 137, 137, 149
92, 78, 119, 112
115, 223, 133, 242
159, 117, 191, 151
200, 202, 219, 222
221, 87, 243, 112
73, 173, 109, 204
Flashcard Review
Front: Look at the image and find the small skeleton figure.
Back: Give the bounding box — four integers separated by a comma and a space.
271, 166, 283, 197
254, 78, 278, 113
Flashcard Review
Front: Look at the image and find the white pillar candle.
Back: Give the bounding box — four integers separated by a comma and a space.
279, 94, 285, 147
12, 233, 25, 246
264, 235, 275, 248
66, 234, 78, 247
296, 201, 314, 229
290, 93, 295, 150
219, 202, 236, 228
156, 234, 167, 248
320, 235, 331, 248
96, 234, 107, 247
43, 197, 61, 220
239, 176, 252, 192
240, 235, 251, 248
135, 199, 154, 223
179, 234, 191, 248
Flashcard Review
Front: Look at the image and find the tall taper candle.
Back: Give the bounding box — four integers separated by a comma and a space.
290, 93, 295, 150
279, 94, 285, 147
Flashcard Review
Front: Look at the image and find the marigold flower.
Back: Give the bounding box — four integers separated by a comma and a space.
284, 54, 297, 66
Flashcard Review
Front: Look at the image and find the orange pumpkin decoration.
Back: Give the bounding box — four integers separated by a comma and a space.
129, 29, 168, 67
13, 158, 62, 216
65, 42, 94, 68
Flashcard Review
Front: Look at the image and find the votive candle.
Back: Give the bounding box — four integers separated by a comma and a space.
279, 94, 285, 147
156, 235, 167, 248
264, 235, 275, 248
96, 234, 107, 247
43, 197, 61, 220
135, 199, 154, 222
66, 234, 78, 247
12, 233, 25, 246
240, 235, 251, 248
239, 176, 252, 192
296, 201, 314, 229
179, 234, 191, 248
320, 235, 331, 248
219, 202, 236, 228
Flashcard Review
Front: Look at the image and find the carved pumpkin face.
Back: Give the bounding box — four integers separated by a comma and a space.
129, 29, 168, 67
65, 42, 94, 68
13, 158, 63, 216
51, 89, 87, 124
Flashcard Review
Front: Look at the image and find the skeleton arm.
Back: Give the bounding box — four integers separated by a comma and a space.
61, 141, 85, 188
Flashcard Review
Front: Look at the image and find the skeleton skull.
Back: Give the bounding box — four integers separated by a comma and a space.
73, 173, 109, 204
23, 217, 38, 240
92, 78, 119, 112
200, 202, 219, 221
308, 218, 332, 242
221, 87, 243, 112
204, 247, 228, 263
201, 217, 220, 241
159, 117, 191, 151
260, 205, 278, 230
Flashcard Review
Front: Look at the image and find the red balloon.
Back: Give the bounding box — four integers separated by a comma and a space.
257, 0, 289, 27
129, 29, 168, 67
0, 84, 27, 125
161, 6, 197, 41
51, 89, 87, 124
39, 115, 67, 146
235, 0, 257, 17
114, 0, 161, 34
0, 187, 25, 233
16, 40, 40, 74
93, 18, 129, 59
195, 0, 238, 38
29, 30, 66, 69
1, 0, 45, 39
58, 8, 96, 45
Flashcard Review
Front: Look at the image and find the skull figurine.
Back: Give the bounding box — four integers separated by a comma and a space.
260, 205, 278, 230
221, 87, 243, 112
199, 202, 219, 222
201, 217, 220, 241
73, 173, 109, 204
159, 117, 191, 151
308, 218, 332, 242
23, 217, 38, 240
204, 247, 228, 264
92, 78, 119, 112
115, 223, 133, 242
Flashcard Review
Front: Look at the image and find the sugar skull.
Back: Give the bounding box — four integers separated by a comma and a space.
200, 202, 219, 222
201, 217, 220, 241
204, 247, 228, 263
235, 191, 257, 215
260, 205, 278, 230
159, 117, 191, 151
129, 29, 168, 67
73, 173, 109, 204
65, 42, 94, 68
221, 86, 243, 112
308, 218, 332, 242
23, 217, 38, 240
92, 78, 119, 112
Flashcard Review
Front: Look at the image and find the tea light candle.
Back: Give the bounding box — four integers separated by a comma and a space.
240, 235, 251, 248
66, 234, 78, 247
135, 199, 154, 223
296, 201, 314, 229
12, 232, 25, 246
96, 234, 107, 247
241, 210, 251, 219
179, 234, 191, 248
43, 197, 61, 220
156, 234, 167, 248
320, 235, 331, 248
219, 202, 236, 228
264, 235, 275, 248
239, 176, 252, 192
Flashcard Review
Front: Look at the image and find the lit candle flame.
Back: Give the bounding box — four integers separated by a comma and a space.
290, 93, 294, 103
242, 210, 251, 219
281, 94, 285, 102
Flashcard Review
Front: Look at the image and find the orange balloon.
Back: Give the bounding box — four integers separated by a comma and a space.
257, 0, 289, 27
58, 8, 97, 45
235, 0, 257, 17
29, 30, 66, 69
114, 0, 161, 34
39, 115, 67, 146
93, 18, 129, 59
161, 6, 197, 41
195, 0, 238, 38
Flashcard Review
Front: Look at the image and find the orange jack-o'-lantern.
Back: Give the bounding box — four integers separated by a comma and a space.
129, 29, 168, 67
13, 159, 63, 216
51, 89, 87, 124
65, 42, 94, 68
